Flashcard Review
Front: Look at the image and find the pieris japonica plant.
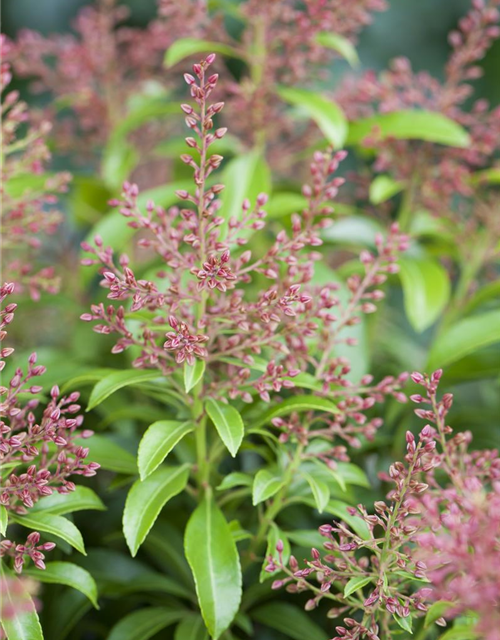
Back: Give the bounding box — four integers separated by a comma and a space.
76, 54, 410, 639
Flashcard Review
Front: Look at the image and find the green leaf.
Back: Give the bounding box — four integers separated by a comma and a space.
87, 369, 163, 411
393, 613, 413, 634
108, 607, 184, 640
315, 32, 359, 67
301, 472, 330, 513
138, 420, 194, 480
205, 398, 244, 458
344, 576, 373, 598
218, 149, 271, 236
11, 512, 86, 555
0, 564, 43, 640
260, 524, 290, 582
277, 86, 347, 148
164, 38, 243, 68
266, 192, 308, 218
428, 310, 500, 369
347, 110, 470, 148
425, 601, 455, 628
174, 616, 208, 640
463, 281, 500, 315
102, 140, 138, 191
471, 167, 500, 185
216, 472, 253, 491
74, 434, 137, 475
184, 360, 206, 393
30, 486, 105, 516
252, 603, 327, 640
0, 504, 7, 535
23, 562, 99, 608
4, 173, 56, 199
123, 464, 189, 556
437, 626, 480, 640
252, 395, 338, 429
185, 495, 242, 639
369, 175, 404, 204
252, 470, 284, 506
324, 500, 371, 540
399, 256, 451, 332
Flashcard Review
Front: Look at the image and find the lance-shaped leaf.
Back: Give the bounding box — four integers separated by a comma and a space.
74, 434, 137, 475
30, 486, 105, 516
251, 395, 338, 429
123, 464, 190, 556
174, 616, 209, 640
185, 495, 242, 639
347, 110, 470, 148
301, 471, 330, 513
428, 310, 500, 369
205, 398, 244, 458
164, 38, 243, 68
369, 175, 404, 204
344, 576, 373, 598
277, 86, 347, 148
315, 32, 359, 67
399, 256, 451, 333
87, 369, 163, 411
0, 504, 7, 536
23, 561, 99, 608
108, 608, 184, 640
0, 564, 43, 640
12, 512, 86, 555
252, 470, 284, 506
184, 360, 206, 393
138, 420, 194, 480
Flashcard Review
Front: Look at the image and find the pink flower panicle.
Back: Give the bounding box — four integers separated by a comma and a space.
0, 283, 99, 573
1, 35, 70, 299
80, 57, 410, 473
267, 368, 500, 638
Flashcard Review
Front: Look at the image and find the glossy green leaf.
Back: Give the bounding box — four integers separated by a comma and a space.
184, 360, 206, 393
0, 504, 7, 535
347, 110, 470, 148
30, 486, 105, 516
425, 601, 455, 627
123, 464, 190, 556
277, 86, 347, 148
87, 369, 163, 411
165, 38, 242, 67
102, 139, 138, 191
23, 562, 99, 608
428, 310, 500, 369
315, 32, 359, 67
11, 512, 86, 555
301, 472, 330, 513
218, 149, 271, 235
369, 175, 404, 204
393, 613, 413, 633
252, 395, 338, 429
252, 470, 284, 506
344, 576, 373, 598
252, 603, 327, 640
138, 420, 194, 480
399, 256, 451, 332
4, 173, 56, 199
217, 472, 253, 491
437, 625, 480, 640
174, 616, 208, 640
324, 500, 371, 540
266, 192, 308, 218
108, 607, 184, 640
74, 435, 137, 475
185, 495, 242, 639
0, 564, 43, 640
471, 167, 500, 185
462, 281, 500, 315
206, 398, 244, 458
